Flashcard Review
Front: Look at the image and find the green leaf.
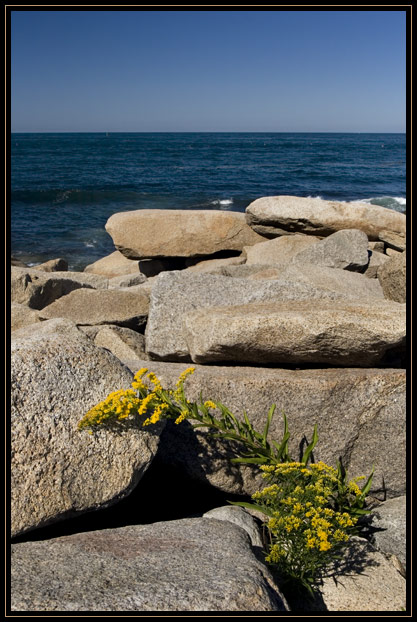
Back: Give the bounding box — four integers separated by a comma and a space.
301, 424, 318, 465
228, 501, 275, 518
230, 456, 269, 464
262, 404, 276, 444
360, 465, 375, 497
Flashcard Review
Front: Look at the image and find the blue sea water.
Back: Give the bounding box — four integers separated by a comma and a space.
11, 132, 406, 270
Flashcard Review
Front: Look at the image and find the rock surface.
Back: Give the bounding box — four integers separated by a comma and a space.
105, 209, 266, 259
94, 325, 148, 361
11, 320, 162, 537
245, 196, 406, 240
378, 230, 406, 252
84, 250, 141, 278
183, 299, 406, 367
368, 496, 406, 571
291, 228, 370, 272
145, 271, 350, 362
39, 287, 149, 330
122, 361, 405, 498
243, 234, 319, 265
10, 518, 289, 611
314, 537, 406, 612
33, 258, 68, 272
11, 303, 43, 332
11, 266, 108, 309
377, 252, 406, 303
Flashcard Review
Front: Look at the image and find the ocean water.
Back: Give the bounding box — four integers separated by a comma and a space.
11, 132, 406, 270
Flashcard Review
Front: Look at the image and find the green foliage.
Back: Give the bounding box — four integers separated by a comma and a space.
78, 366, 374, 595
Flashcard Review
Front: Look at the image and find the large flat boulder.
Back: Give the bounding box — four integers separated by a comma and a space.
39, 287, 149, 330
122, 361, 406, 499
145, 271, 349, 362
11, 319, 163, 537
183, 299, 405, 367
10, 518, 288, 611
11, 266, 108, 310
368, 496, 406, 572
245, 196, 406, 240
105, 209, 266, 259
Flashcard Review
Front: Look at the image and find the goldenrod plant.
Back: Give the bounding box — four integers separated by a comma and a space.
78, 367, 374, 595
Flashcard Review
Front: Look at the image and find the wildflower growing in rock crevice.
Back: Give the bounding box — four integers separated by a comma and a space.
78, 366, 374, 596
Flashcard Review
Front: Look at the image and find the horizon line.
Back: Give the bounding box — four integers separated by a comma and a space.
10, 130, 406, 135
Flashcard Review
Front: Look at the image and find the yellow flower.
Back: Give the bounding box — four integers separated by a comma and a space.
204, 400, 217, 410
174, 410, 189, 425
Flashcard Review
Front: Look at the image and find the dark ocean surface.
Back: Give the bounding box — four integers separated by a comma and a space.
11, 132, 406, 270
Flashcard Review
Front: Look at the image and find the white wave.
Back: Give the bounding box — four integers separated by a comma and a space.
84, 240, 97, 248
212, 198, 233, 206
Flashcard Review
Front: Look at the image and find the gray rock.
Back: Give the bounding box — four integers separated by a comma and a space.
245, 195, 406, 240
145, 271, 350, 362
11, 266, 108, 310
378, 230, 406, 252
243, 234, 320, 266
11, 321, 163, 537
122, 361, 405, 498
315, 537, 406, 612
368, 496, 406, 571
291, 228, 370, 272
94, 325, 148, 361
11, 303, 43, 332
183, 299, 406, 367
108, 273, 147, 288
10, 519, 289, 611
279, 262, 385, 301
377, 252, 406, 303
39, 287, 149, 330
203, 506, 264, 548
363, 250, 390, 279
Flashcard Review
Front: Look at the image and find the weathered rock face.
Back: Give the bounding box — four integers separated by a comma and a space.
10, 518, 289, 612
105, 209, 266, 259
33, 258, 68, 272
377, 251, 406, 303
314, 537, 406, 612
245, 196, 406, 240
279, 263, 385, 301
11, 266, 108, 309
84, 250, 141, 278
11, 320, 163, 537
39, 288, 149, 330
183, 299, 406, 367
122, 360, 405, 499
291, 228, 370, 272
243, 234, 319, 266
94, 325, 148, 361
378, 229, 406, 252
11, 303, 42, 332
368, 496, 406, 572
145, 272, 349, 362
363, 250, 390, 279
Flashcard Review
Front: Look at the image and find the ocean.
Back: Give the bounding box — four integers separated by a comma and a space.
10, 132, 406, 271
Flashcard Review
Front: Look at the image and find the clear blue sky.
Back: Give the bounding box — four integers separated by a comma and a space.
11, 9, 407, 133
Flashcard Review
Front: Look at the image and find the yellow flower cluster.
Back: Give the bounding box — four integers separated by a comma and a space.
77, 388, 142, 431
252, 459, 359, 576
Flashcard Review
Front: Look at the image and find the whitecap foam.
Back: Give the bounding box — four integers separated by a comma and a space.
212, 199, 233, 206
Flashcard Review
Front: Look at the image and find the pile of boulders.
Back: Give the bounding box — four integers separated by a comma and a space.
11, 196, 407, 612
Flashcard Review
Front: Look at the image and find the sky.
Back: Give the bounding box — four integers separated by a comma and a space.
10, 9, 407, 133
